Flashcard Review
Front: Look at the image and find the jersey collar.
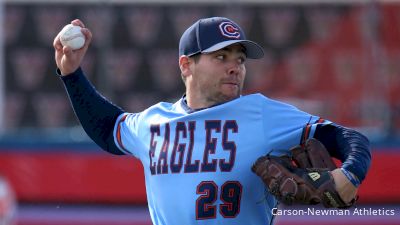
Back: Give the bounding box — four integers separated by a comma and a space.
180, 94, 202, 114
180, 94, 242, 114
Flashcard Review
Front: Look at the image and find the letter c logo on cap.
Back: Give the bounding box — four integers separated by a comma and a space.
219, 22, 241, 39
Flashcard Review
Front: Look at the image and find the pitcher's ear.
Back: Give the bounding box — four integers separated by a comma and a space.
179, 55, 192, 78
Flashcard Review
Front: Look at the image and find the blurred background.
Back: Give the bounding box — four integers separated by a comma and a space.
0, 0, 399, 224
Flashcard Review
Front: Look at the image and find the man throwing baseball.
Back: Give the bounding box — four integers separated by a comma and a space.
53, 17, 371, 225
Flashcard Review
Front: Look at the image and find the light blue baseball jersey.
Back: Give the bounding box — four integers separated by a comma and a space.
113, 93, 325, 225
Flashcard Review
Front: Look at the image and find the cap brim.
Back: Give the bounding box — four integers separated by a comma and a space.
202, 40, 264, 59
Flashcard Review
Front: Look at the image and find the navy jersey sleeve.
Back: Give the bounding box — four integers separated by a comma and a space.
59, 67, 125, 155
314, 123, 371, 183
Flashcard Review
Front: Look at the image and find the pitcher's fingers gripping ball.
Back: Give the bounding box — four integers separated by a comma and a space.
59, 24, 85, 50
251, 138, 356, 208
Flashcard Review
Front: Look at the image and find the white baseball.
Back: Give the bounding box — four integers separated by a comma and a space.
59, 24, 85, 50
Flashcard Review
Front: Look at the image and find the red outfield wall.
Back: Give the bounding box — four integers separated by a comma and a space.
0, 149, 397, 204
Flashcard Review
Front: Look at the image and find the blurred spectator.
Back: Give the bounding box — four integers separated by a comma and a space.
4, 93, 25, 130
122, 92, 159, 113
329, 7, 361, 49
80, 50, 97, 81
7, 48, 50, 127
4, 6, 25, 46
78, 7, 115, 47
146, 49, 182, 97
379, 50, 400, 134
123, 7, 162, 48
357, 3, 381, 45
359, 96, 390, 129
305, 7, 341, 44
10, 48, 48, 92
169, 7, 208, 41
329, 50, 364, 127
32, 93, 70, 128
331, 50, 363, 93
215, 7, 254, 32
380, 5, 400, 49
0, 176, 17, 225
260, 7, 300, 51
33, 7, 72, 45
104, 49, 141, 93
244, 52, 280, 96
284, 48, 320, 99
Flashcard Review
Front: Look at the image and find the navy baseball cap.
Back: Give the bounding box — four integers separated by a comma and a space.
179, 17, 264, 59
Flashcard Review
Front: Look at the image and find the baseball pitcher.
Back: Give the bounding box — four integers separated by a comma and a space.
53, 17, 371, 225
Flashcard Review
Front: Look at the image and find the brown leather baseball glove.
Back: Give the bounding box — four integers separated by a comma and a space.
252, 138, 356, 208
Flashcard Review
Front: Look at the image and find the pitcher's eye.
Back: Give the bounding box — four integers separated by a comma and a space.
238, 56, 246, 64
216, 55, 226, 60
